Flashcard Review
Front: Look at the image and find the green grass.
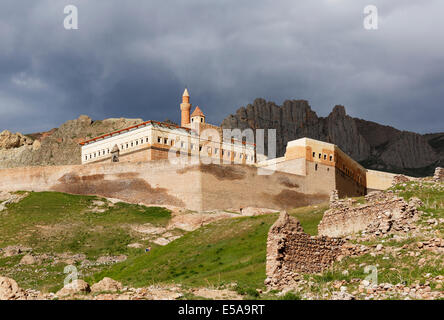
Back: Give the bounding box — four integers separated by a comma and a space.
89, 214, 278, 290
89, 203, 329, 291
288, 203, 329, 235
0, 191, 171, 292
0, 191, 171, 257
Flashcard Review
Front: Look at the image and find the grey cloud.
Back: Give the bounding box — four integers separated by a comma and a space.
0, 0, 442, 134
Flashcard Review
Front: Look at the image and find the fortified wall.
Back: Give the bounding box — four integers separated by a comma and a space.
258, 138, 367, 198
0, 160, 329, 211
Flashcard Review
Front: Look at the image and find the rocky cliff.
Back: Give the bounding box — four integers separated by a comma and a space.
0, 115, 143, 169
221, 98, 443, 176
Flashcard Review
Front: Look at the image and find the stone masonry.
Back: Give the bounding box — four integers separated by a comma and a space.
433, 167, 444, 182
318, 191, 422, 238
265, 211, 345, 289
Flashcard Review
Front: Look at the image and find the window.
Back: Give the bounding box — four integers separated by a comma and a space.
191, 118, 194, 122
164, 138, 168, 144
222, 150, 225, 155
158, 137, 161, 143
315, 163, 318, 171
140, 139, 143, 144
135, 141, 138, 146
171, 140, 174, 146
181, 141, 184, 148
215, 148, 219, 154
329, 155, 333, 161
146, 137, 149, 143
199, 145, 202, 151
319, 153, 321, 159
126, 143, 129, 148
323, 154, 327, 160
191, 143, 195, 150
200, 118, 203, 123
312, 152, 315, 158
85, 156, 87, 160
233, 152, 236, 157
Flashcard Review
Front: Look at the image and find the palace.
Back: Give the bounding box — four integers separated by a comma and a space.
80, 89, 256, 165
77, 88, 405, 202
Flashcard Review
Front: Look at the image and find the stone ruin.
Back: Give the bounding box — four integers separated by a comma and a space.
392, 174, 410, 186
318, 190, 423, 238
265, 188, 426, 290
265, 211, 345, 289
433, 167, 444, 182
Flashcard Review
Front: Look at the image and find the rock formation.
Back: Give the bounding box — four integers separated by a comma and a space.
0, 115, 143, 169
221, 98, 443, 176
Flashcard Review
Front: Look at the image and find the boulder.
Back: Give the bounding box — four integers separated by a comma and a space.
0, 276, 24, 300
20, 254, 38, 265
91, 278, 123, 293
56, 279, 90, 297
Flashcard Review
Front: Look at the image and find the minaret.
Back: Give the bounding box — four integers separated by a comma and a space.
180, 88, 191, 127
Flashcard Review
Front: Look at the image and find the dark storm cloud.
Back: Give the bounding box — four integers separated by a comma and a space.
0, 0, 443, 134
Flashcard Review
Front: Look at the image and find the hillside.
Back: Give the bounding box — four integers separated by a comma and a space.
0, 116, 143, 169
221, 99, 443, 176
0, 181, 442, 300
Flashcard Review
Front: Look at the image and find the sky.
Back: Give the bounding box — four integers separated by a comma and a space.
0, 0, 443, 134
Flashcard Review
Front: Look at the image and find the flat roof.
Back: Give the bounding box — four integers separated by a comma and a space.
79, 120, 190, 146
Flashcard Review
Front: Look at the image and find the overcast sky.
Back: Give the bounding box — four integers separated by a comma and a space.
0, 0, 443, 134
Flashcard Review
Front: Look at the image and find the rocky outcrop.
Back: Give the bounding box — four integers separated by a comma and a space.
91, 278, 122, 293
0, 130, 33, 149
222, 99, 443, 176
0, 115, 143, 169
0, 276, 24, 300
56, 279, 91, 297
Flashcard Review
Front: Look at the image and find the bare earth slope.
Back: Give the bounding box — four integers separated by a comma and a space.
221, 98, 443, 176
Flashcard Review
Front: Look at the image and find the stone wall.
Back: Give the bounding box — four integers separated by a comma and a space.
318, 191, 421, 237
265, 211, 344, 289
434, 167, 444, 182
0, 160, 329, 211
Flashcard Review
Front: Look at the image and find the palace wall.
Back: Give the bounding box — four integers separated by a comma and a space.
366, 169, 400, 191
0, 160, 330, 211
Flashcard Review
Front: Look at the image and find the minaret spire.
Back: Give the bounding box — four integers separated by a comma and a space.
180, 88, 191, 127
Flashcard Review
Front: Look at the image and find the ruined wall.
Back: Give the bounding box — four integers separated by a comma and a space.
318, 191, 421, 237
0, 160, 329, 211
265, 211, 344, 289
434, 167, 444, 182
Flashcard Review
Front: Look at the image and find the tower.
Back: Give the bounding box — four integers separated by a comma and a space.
191, 106, 205, 124
180, 88, 191, 127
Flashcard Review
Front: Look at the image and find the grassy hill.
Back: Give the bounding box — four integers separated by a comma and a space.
0, 191, 326, 295
0, 183, 442, 299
